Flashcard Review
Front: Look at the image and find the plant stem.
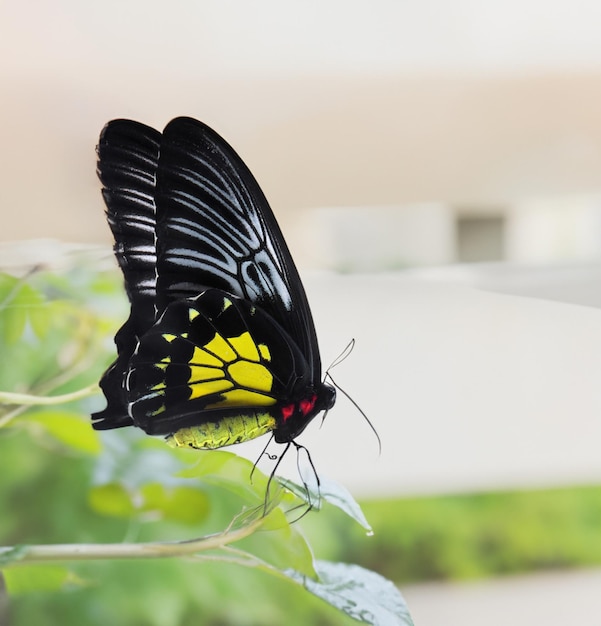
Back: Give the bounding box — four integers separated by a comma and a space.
0, 384, 99, 408
0, 517, 264, 565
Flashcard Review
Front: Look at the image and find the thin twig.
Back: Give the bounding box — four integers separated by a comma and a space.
0, 384, 99, 408
0, 515, 266, 565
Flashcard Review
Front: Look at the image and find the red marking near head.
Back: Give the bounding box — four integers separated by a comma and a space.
299, 394, 317, 417
281, 404, 294, 422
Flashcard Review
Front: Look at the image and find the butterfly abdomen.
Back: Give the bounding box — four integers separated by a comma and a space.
166, 412, 277, 449
164, 386, 335, 449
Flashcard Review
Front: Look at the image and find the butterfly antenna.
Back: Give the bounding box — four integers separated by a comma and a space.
317, 339, 355, 430
326, 371, 382, 455
326, 338, 356, 371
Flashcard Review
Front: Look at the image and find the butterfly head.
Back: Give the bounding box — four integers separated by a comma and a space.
273, 382, 336, 443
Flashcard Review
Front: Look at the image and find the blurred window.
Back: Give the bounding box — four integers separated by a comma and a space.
456, 214, 505, 263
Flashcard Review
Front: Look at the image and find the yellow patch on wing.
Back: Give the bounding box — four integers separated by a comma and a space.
217, 389, 276, 406
162, 327, 277, 407
188, 365, 225, 384
189, 378, 233, 400
227, 360, 272, 392
190, 345, 223, 368
258, 343, 271, 361
222, 297, 233, 311
204, 333, 237, 362
150, 404, 166, 416
229, 331, 259, 361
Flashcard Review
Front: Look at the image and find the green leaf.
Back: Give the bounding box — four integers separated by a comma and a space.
3, 565, 82, 594
27, 299, 62, 339
88, 483, 135, 517
1, 304, 27, 344
286, 560, 414, 626
25, 410, 102, 454
16, 283, 45, 315
0, 282, 45, 344
0, 274, 18, 303
178, 449, 271, 502
320, 476, 372, 533
237, 506, 316, 578
279, 474, 372, 533
139, 483, 209, 524
93, 431, 186, 491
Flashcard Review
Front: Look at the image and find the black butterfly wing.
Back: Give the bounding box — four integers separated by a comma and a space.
125, 288, 312, 437
93, 117, 325, 438
92, 120, 161, 429
154, 117, 322, 382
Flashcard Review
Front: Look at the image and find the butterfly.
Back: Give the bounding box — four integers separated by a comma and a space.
92, 117, 336, 455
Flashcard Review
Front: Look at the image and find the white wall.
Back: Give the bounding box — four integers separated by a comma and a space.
290, 204, 455, 271
507, 197, 601, 263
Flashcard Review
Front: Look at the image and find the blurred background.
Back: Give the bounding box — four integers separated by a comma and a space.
2, 1, 601, 624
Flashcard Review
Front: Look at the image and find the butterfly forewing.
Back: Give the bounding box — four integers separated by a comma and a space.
99, 120, 160, 329
155, 118, 322, 381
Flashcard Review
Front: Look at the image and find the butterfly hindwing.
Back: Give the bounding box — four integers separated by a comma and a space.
126, 289, 312, 437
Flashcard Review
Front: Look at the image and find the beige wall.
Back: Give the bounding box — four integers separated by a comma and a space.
3, 2, 601, 267
4, 73, 601, 248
